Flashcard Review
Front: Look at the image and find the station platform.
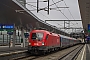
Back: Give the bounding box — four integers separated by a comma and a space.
0, 45, 27, 54
77, 44, 90, 60
86, 44, 90, 60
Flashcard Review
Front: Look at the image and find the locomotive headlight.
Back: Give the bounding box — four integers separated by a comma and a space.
29, 43, 31, 45
42, 42, 44, 45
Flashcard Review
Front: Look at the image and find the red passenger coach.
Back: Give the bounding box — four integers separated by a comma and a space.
28, 30, 60, 54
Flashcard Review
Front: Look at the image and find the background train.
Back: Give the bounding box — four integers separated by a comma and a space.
28, 30, 81, 54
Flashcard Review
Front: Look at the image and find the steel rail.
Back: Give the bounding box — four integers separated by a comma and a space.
58, 45, 84, 60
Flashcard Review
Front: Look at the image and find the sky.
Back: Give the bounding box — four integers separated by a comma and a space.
26, 0, 83, 33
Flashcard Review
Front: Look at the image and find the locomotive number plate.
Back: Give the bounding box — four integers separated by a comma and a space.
34, 43, 38, 45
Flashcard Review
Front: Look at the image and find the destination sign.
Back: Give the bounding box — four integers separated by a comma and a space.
2, 25, 14, 29
2, 24, 14, 29
0, 24, 14, 31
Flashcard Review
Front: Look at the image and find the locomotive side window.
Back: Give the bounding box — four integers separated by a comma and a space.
31, 33, 43, 40
46, 34, 48, 40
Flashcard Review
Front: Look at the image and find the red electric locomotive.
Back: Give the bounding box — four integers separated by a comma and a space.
28, 30, 60, 54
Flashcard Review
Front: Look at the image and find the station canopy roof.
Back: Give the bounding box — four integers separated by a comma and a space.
0, 0, 69, 36
78, 0, 90, 34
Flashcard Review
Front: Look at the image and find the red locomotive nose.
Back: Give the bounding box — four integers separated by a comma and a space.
30, 38, 45, 46
29, 31, 45, 46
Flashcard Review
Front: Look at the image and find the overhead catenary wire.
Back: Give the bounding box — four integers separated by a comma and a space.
51, 0, 80, 32
26, 3, 63, 26
64, 0, 81, 29
26, 4, 68, 11
26, 0, 63, 10
63, 0, 75, 20
51, 0, 69, 19
26, 0, 70, 23
52, 0, 78, 28
27, 0, 83, 33
26, 0, 80, 32
51, 0, 68, 32
27, 0, 80, 28
63, 0, 79, 25
26, 3, 51, 19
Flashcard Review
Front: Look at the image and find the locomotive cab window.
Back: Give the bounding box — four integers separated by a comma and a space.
31, 33, 43, 40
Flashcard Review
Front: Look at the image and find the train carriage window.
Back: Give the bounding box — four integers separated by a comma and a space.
31, 33, 43, 40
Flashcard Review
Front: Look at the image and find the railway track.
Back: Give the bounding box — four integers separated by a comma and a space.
11, 44, 84, 60
58, 45, 84, 60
